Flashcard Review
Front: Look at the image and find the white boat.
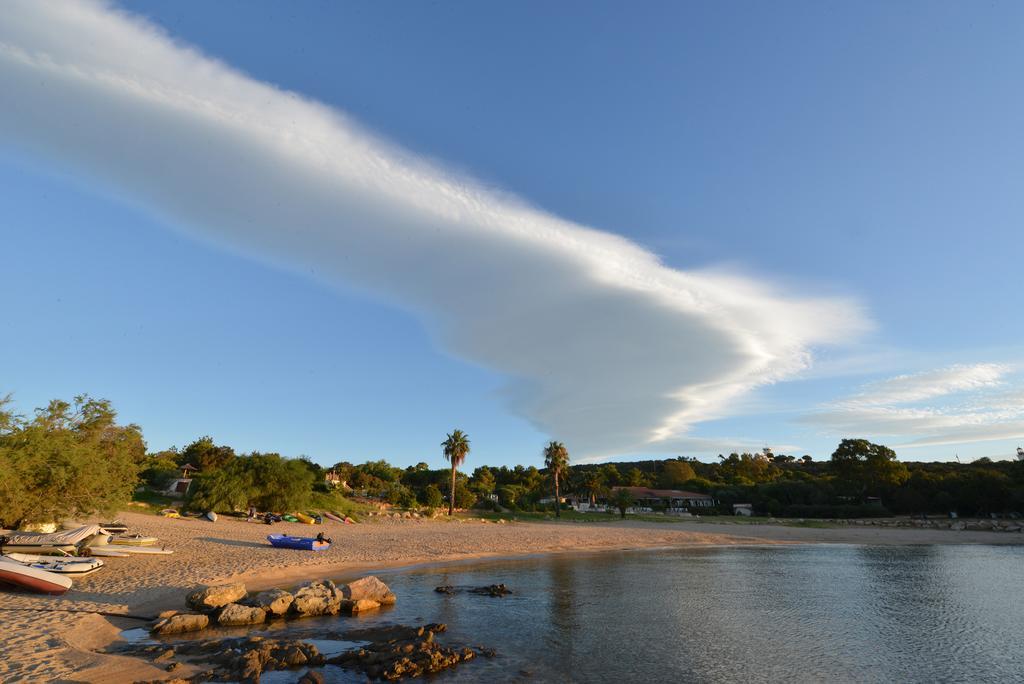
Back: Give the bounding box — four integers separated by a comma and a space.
3, 553, 104, 575
109, 534, 158, 546
86, 538, 173, 555
205, 511, 218, 522
0, 556, 73, 594
84, 547, 130, 558
104, 545, 173, 555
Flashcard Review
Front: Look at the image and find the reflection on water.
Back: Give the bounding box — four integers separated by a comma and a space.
150, 545, 1024, 682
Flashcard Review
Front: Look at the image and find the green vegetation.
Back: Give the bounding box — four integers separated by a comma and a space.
0, 395, 145, 528
3, 393, 1022, 527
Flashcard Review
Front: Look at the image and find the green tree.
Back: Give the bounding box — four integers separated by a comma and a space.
661, 460, 697, 488
470, 466, 496, 497
0, 395, 145, 528
543, 441, 570, 518
140, 450, 181, 489
358, 459, 401, 483
422, 484, 444, 508
625, 467, 649, 487
600, 464, 622, 487
441, 429, 470, 515
455, 480, 478, 510
830, 438, 909, 501
187, 452, 315, 513
718, 452, 780, 484
612, 488, 634, 519
181, 436, 235, 472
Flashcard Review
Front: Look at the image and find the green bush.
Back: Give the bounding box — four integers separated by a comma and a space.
422, 484, 444, 508
188, 452, 315, 513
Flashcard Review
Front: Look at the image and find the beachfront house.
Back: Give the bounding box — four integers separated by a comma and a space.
324, 469, 349, 489
163, 463, 199, 497
608, 486, 716, 514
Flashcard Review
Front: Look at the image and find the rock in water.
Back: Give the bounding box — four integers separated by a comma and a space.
342, 575, 397, 605
469, 584, 512, 597
291, 579, 343, 617
244, 588, 295, 617
187, 582, 247, 610
341, 598, 381, 613
218, 603, 267, 626
297, 670, 324, 684
151, 613, 210, 635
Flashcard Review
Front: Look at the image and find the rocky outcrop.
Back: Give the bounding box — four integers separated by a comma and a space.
342, 575, 397, 605
209, 637, 323, 683
218, 603, 267, 627
330, 623, 483, 680
244, 588, 295, 617
291, 579, 343, 617
187, 582, 247, 610
151, 613, 210, 635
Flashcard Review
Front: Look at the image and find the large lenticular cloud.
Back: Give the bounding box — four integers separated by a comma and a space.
0, 0, 868, 458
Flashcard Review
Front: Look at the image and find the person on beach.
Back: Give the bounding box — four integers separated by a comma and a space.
247, 504, 256, 521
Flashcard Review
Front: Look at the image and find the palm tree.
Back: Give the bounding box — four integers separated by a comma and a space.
441, 429, 470, 516
583, 471, 606, 506
543, 441, 570, 518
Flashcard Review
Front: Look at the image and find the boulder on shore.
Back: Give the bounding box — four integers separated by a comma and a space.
152, 613, 210, 635
244, 588, 295, 617
341, 576, 396, 605
218, 603, 267, 627
291, 580, 343, 617
187, 582, 247, 610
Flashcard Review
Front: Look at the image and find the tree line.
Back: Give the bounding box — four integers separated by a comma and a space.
2, 395, 1022, 528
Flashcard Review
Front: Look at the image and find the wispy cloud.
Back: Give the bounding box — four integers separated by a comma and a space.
845, 363, 1008, 406
803, 363, 1024, 450
0, 0, 868, 458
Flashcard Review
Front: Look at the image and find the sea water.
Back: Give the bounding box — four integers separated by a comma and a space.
174, 544, 1024, 683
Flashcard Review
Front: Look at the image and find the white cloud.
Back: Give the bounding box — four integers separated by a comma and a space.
0, 0, 868, 458
845, 363, 1008, 406
803, 363, 1024, 450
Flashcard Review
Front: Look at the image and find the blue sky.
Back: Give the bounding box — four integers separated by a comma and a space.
2, 1, 1022, 467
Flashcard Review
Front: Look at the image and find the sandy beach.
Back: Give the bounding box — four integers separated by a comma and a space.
1, 512, 1019, 683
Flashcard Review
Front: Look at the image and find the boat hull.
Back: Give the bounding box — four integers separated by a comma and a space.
0, 558, 73, 594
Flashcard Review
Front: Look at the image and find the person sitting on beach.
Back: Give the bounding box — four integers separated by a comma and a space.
247, 504, 256, 520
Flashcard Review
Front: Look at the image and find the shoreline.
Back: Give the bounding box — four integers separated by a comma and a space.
2, 512, 1020, 683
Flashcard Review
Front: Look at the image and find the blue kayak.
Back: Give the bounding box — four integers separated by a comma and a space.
267, 534, 331, 551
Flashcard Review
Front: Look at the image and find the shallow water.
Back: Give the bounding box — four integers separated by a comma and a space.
151, 544, 1024, 682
